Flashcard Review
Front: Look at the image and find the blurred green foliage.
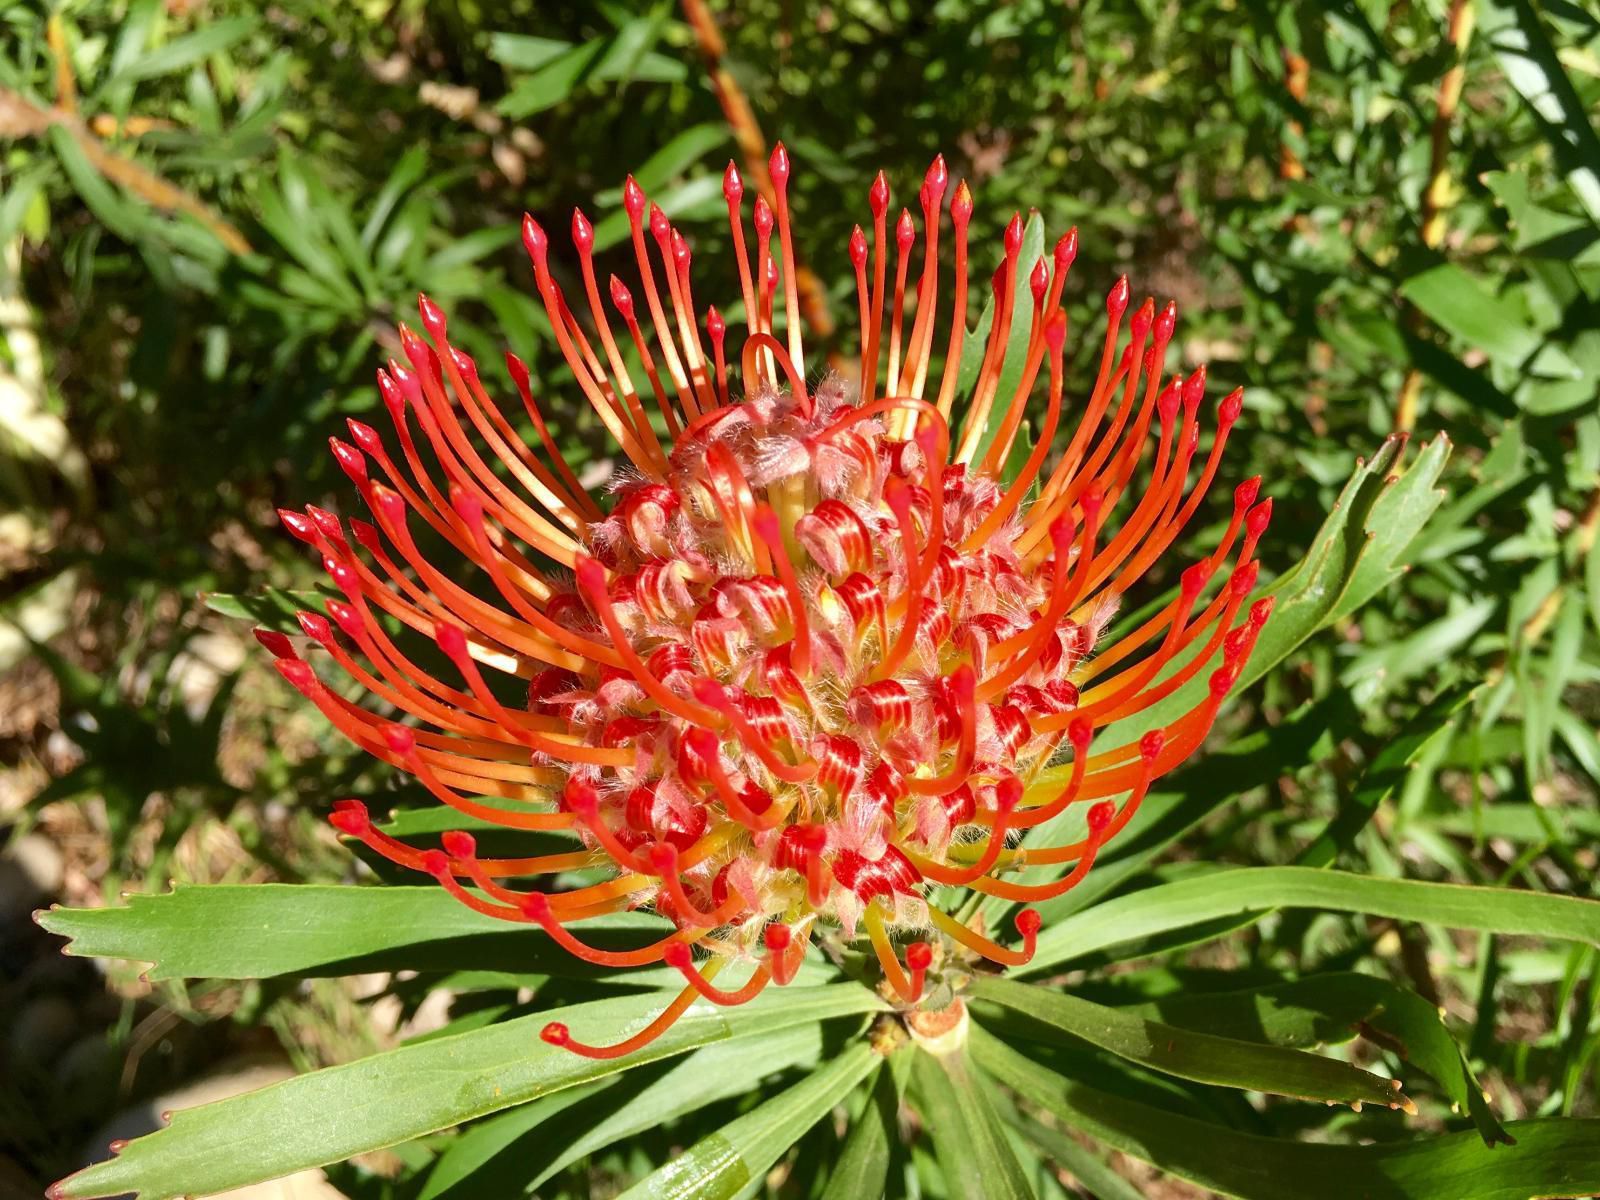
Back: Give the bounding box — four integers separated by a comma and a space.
2, 0, 1599, 1196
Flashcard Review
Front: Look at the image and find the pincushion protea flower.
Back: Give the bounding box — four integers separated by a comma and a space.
259, 145, 1272, 1059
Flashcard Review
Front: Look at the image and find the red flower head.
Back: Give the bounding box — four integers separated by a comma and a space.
265, 147, 1272, 1058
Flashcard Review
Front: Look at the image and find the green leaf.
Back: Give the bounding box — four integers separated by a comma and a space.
910, 1042, 1037, 1200
1400, 264, 1573, 373
111, 16, 256, 83
202, 588, 329, 630
955, 211, 1047, 466
497, 41, 605, 119
486, 33, 575, 72
1115, 973, 1506, 1143
36, 884, 668, 980
1002, 1112, 1143, 1200
819, 1063, 898, 1200
617, 1044, 880, 1200
421, 1022, 829, 1200
974, 1028, 1600, 1200
49, 127, 150, 244
55, 986, 884, 1200
1478, 0, 1600, 226
1024, 866, 1600, 974
970, 976, 1405, 1108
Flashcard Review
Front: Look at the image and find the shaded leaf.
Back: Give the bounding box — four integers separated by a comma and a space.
974, 1028, 1600, 1200
970, 976, 1406, 1108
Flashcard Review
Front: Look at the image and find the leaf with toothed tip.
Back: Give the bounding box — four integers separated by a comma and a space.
968, 975, 1410, 1109
954, 211, 1047, 466
972, 1027, 1600, 1200
50, 985, 883, 1200
203, 588, 332, 632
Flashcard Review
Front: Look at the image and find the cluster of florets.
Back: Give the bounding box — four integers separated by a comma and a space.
261, 145, 1271, 1057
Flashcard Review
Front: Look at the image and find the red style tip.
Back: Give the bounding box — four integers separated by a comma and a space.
1180, 561, 1212, 598
769, 142, 790, 187
571, 208, 594, 254
848, 225, 868, 268
1003, 212, 1024, 256
417, 293, 447, 341
764, 923, 793, 951
896, 210, 915, 252
706, 306, 725, 340
951, 180, 974, 227
753, 196, 773, 237
1087, 800, 1116, 835
346, 419, 382, 454
541, 1022, 571, 1047
435, 623, 468, 659
670, 229, 691, 269
1131, 298, 1155, 340
329, 800, 370, 836
924, 153, 948, 197
278, 509, 316, 543
1055, 228, 1079, 270
1183, 364, 1208, 408
1235, 476, 1262, 510
420, 849, 450, 876
1140, 730, 1166, 761
1044, 309, 1067, 352
868, 171, 889, 217
723, 161, 743, 203
662, 941, 692, 969
253, 628, 294, 658
906, 942, 933, 971
504, 351, 530, 391
648, 203, 669, 240
440, 830, 476, 858
1154, 300, 1178, 344
330, 437, 367, 484
1029, 256, 1048, 305
608, 275, 635, 319
1068, 717, 1093, 750
622, 176, 646, 220
1107, 275, 1130, 316
520, 214, 548, 269
450, 486, 484, 527
383, 725, 416, 755
276, 658, 317, 692
296, 611, 334, 644
1015, 908, 1042, 937
1230, 559, 1261, 596
1247, 498, 1273, 539
1219, 388, 1245, 424
574, 554, 607, 592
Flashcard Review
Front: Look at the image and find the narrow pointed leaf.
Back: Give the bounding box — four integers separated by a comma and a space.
36, 884, 666, 980
1024, 866, 1600, 974
971, 977, 1404, 1109
55, 985, 883, 1200
910, 1043, 1037, 1200
617, 1043, 880, 1200
974, 1028, 1600, 1200
819, 1063, 898, 1200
